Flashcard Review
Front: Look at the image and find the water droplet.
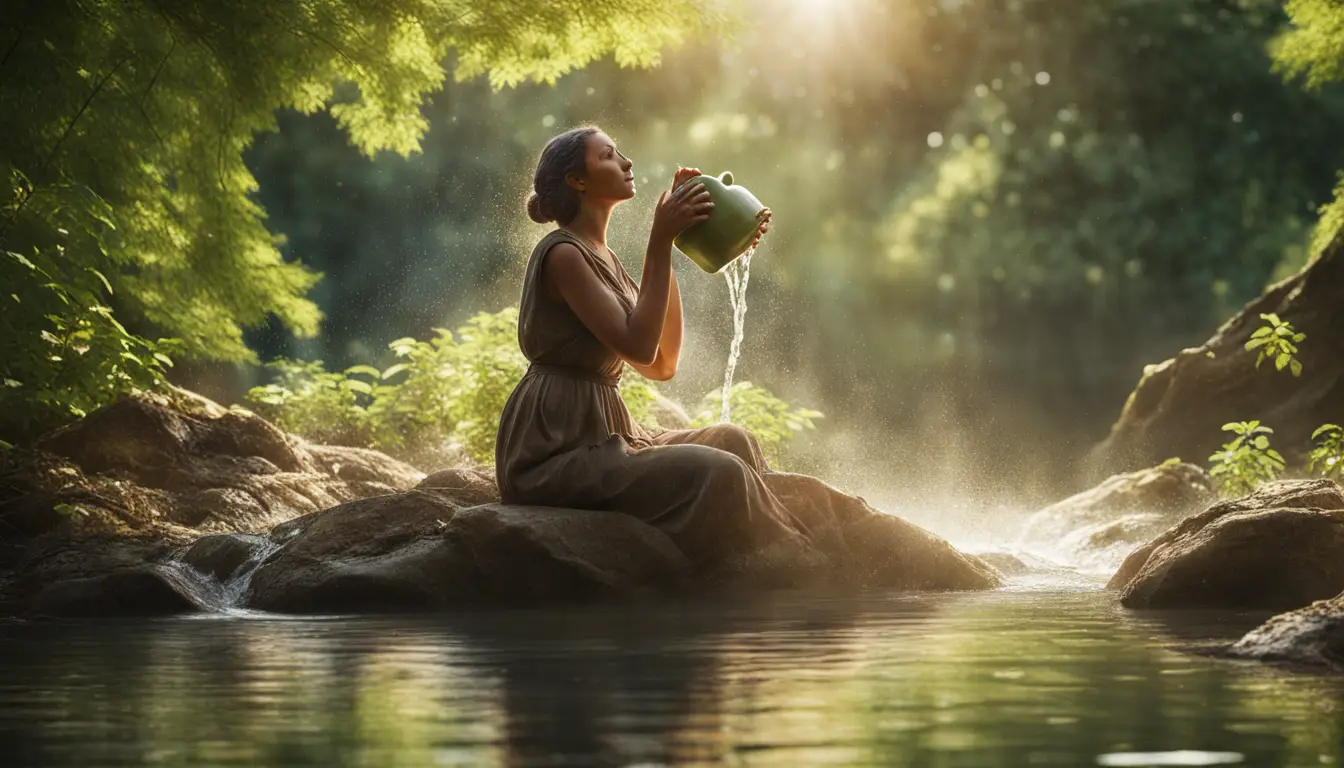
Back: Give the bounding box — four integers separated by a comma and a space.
541, 114, 556, 128
1035, 71, 1051, 85
1232, 111, 1243, 123
927, 132, 944, 148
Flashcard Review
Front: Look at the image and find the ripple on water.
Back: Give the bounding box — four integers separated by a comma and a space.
0, 589, 1340, 767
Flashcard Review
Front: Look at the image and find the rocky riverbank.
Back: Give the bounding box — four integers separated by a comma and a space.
0, 390, 1000, 617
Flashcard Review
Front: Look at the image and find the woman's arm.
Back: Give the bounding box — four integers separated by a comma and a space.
545, 235, 672, 366
631, 270, 683, 380
545, 181, 711, 367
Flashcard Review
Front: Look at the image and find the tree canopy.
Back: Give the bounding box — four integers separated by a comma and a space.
1275, 0, 1344, 254
0, 0, 722, 433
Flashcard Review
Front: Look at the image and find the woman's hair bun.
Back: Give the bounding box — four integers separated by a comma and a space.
526, 192, 552, 224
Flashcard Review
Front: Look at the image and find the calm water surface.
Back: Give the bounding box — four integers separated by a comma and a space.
2, 574, 1343, 767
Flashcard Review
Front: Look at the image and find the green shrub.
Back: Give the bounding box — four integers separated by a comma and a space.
1245, 313, 1306, 376
1308, 424, 1344, 480
1207, 420, 1285, 498
367, 309, 529, 465
1, 248, 176, 439
247, 307, 766, 467
245, 359, 373, 447
247, 309, 824, 469
691, 381, 823, 468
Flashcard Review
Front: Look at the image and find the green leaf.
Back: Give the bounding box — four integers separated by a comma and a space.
1293, 333, 1306, 343
381, 363, 410, 379
1275, 354, 1289, 371
7, 251, 38, 271
1251, 326, 1273, 338
1244, 337, 1270, 350
344, 365, 382, 378
1290, 359, 1303, 377
1253, 435, 1269, 450
88, 268, 114, 295
346, 379, 373, 394
1312, 424, 1341, 439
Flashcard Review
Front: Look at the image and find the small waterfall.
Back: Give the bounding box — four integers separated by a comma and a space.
220, 537, 283, 609
159, 535, 284, 614
719, 246, 756, 423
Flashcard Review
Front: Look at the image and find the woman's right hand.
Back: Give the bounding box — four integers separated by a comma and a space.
651, 179, 713, 243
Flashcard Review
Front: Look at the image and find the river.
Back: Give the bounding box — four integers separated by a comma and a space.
2, 567, 1342, 767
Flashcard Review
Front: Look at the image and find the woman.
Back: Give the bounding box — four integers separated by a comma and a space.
495, 126, 823, 566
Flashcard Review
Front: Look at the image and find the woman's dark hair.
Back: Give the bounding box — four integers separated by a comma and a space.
527, 126, 599, 225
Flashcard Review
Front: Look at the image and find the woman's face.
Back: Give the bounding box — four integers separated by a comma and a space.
575, 131, 636, 203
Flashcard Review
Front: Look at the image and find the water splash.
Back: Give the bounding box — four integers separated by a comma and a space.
719, 246, 756, 423
160, 535, 284, 614
220, 537, 283, 608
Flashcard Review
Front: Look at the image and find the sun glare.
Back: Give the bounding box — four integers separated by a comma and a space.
771, 0, 879, 61
779, 0, 864, 35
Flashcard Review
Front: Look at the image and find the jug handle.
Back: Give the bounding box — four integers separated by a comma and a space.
719, 171, 734, 186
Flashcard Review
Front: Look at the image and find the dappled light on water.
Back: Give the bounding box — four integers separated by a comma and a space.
2, 590, 1341, 766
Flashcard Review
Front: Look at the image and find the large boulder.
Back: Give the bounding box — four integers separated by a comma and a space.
1228, 591, 1344, 670
416, 466, 501, 505
1088, 235, 1344, 477
1112, 479, 1344, 610
245, 490, 692, 613
762, 471, 1001, 590
1018, 461, 1215, 567
1, 391, 425, 540
30, 565, 208, 618
242, 476, 1000, 614
1, 533, 185, 615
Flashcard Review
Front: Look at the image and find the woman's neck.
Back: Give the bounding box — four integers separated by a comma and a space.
563, 204, 613, 250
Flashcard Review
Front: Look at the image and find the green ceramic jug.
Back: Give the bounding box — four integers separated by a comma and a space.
672, 171, 767, 274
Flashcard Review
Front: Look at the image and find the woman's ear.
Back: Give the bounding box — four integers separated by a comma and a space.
565, 172, 586, 193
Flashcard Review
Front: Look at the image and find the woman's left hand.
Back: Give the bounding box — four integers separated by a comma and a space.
752, 208, 772, 248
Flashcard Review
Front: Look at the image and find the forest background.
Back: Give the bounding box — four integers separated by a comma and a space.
6, 0, 1344, 507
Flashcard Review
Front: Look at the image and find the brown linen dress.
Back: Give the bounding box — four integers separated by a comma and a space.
495, 229, 817, 564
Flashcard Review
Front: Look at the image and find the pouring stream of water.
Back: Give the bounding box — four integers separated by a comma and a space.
719, 246, 756, 423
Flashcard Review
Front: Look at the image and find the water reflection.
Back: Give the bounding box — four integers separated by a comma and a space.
0, 588, 1342, 767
